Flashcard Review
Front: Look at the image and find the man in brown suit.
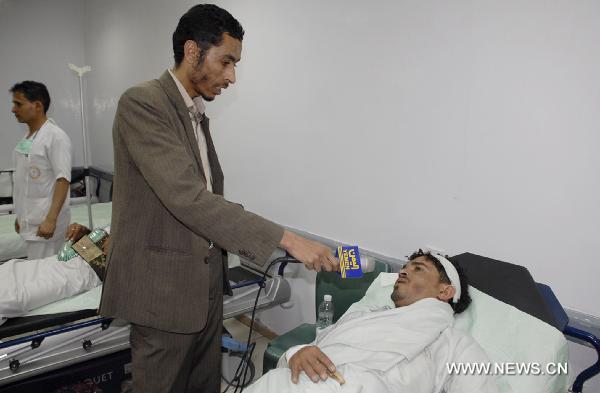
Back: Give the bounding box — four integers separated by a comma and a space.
100, 4, 338, 393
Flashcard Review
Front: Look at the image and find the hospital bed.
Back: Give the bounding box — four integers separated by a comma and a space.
262, 252, 599, 393
0, 260, 291, 392
0, 166, 113, 261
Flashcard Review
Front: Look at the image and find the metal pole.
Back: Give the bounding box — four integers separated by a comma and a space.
69, 63, 93, 229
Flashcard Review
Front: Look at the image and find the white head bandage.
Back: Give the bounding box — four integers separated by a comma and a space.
433, 254, 461, 304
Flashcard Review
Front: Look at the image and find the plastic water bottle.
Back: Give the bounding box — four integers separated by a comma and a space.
316, 294, 334, 335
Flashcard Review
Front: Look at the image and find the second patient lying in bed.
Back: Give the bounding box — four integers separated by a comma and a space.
0, 223, 108, 325
246, 250, 499, 393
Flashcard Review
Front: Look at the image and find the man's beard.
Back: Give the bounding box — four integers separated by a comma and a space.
200, 92, 215, 102
192, 56, 215, 101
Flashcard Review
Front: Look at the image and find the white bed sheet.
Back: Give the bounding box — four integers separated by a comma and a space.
24, 285, 103, 317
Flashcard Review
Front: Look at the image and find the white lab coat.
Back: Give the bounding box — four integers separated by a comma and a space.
13, 119, 72, 257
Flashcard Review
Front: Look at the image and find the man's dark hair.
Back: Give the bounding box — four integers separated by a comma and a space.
408, 249, 472, 314
10, 81, 51, 113
172, 4, 245, 66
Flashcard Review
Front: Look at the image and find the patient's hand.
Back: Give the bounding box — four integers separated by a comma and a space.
288, 345, 336, 384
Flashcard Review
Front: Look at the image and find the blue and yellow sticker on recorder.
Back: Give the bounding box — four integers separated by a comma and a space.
336, 245, 364, 278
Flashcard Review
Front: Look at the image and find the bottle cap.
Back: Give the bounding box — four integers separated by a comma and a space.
324, 294, 332, 302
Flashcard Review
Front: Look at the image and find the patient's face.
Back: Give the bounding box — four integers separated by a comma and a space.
391, 256, 446, 307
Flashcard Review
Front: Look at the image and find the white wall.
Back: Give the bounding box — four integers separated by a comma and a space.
0, 0, 86, 169
82, 0, 185, 169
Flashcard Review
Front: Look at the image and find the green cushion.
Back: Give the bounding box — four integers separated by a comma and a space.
262, 259, 391, 374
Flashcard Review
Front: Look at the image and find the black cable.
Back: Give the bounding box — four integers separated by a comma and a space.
221, 256, 300, 393
239, 343, 256, 391
220, 349, 255, 387
221, 348, 247, 393
234, 343, 256, 393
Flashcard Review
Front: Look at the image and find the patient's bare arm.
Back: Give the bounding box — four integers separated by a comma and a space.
288, 345, 337, 384
65, 223, 91, 242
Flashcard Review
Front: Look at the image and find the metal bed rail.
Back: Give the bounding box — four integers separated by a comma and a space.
537, 282, 600, 392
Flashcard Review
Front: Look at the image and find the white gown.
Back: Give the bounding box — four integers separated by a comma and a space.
246, 299, 499, 393
0, 254, 101, 325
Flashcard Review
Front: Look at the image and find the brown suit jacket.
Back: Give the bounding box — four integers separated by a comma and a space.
100, 71, 283, 333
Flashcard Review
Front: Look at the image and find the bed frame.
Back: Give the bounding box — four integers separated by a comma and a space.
0, 265, 290, 392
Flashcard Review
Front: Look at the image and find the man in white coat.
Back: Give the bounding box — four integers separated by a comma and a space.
10, 81, 72, 259
247, 250, 498, 393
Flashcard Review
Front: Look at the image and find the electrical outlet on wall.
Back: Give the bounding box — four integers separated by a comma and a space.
423, 245, 447, 256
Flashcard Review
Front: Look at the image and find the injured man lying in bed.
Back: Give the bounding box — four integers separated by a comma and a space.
247, 250, 498, 393
0, 223, 108, 325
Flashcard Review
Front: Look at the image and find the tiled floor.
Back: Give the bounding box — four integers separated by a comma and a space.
221, 318, 271, 391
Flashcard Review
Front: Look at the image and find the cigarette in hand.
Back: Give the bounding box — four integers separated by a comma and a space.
328, 370, 345, 385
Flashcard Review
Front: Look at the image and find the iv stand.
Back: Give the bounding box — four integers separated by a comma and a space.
68, 63, 93, 229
